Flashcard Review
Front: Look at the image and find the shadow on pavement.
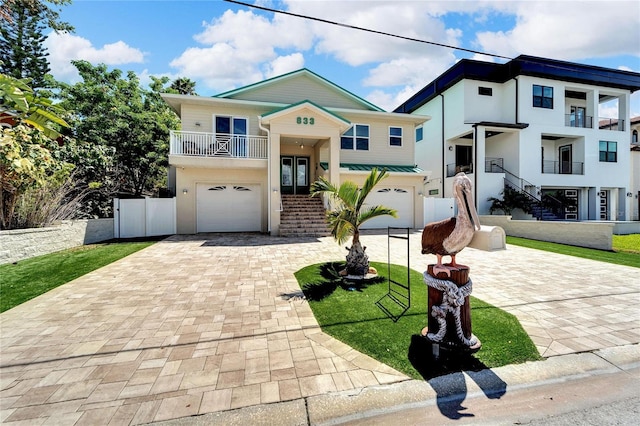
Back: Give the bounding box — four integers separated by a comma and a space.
408, 334, 507, 419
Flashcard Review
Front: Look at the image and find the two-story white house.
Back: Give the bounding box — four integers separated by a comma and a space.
162, 69, 430, 235
395, 55, 640, 222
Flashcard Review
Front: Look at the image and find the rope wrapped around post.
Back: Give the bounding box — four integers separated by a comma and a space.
423, 271, 479, 347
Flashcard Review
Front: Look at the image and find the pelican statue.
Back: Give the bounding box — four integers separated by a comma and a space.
421, 172, 481, 277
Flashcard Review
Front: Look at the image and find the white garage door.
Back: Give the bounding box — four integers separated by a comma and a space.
361, 187, 414, 229
197, 184, 261, 232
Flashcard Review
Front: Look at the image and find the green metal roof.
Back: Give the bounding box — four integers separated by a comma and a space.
319, 162, 423, 173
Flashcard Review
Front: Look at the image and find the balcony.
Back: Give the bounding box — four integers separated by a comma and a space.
485, 157, 504, 173
446, 162, 473, 178
170, 131, 268, 159
564, 114, 593, 128
598, 118, 625, 131
542, 160, 584, 175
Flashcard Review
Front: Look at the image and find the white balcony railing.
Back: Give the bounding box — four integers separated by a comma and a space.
170, 131, 268, 159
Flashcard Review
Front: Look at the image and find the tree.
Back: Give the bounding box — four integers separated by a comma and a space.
0, 73, 72, 229
310, 168, 397, 276
0, 0, 73, 90
0, 73, 69, 139
169, 77, 197, 95
56, 61, 179, 198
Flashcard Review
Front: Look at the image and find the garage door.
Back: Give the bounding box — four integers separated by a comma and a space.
197, 184, 261, 232
361, 187, 414, 229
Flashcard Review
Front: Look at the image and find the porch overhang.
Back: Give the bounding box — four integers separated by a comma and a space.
319, 162, 429, 176
260, 100, 351, 133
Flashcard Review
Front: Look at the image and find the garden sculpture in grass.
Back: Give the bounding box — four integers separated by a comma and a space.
421, 172, 481, 355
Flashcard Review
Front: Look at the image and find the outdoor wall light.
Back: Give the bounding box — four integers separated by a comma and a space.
627, 192, 633, 197
448, 146, 453, 151
182, 188, 188, 195
195, 122, 201, 127
273, 188, 279, 193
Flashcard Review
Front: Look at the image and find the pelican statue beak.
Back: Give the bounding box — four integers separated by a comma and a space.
461, 185, 482, 231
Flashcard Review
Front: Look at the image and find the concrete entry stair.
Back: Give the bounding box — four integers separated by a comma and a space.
279, 194, 330, 237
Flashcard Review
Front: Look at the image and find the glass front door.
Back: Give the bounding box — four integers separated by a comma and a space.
559, 145, 572, 174
281, 156, 309, 195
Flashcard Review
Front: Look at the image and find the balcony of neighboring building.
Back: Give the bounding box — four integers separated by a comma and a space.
540, 135, 585, 175
564, 89, 626, 132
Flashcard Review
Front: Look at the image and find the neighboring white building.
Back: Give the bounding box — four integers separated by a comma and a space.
395, 55, 640, 221
162, 69, 430, 235
629, 117, 640, 221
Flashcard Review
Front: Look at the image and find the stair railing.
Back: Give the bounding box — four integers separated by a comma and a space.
487, 160, 569, 220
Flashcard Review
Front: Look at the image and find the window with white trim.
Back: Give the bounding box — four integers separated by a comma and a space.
341, 124, 369, 150
389, 126, 402, 147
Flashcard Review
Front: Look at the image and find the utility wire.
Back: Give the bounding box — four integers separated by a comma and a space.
223, 0, 640, 87
223, 0, 513, 61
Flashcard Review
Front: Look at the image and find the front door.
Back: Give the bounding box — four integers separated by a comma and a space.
559, 145, 572, 174
281, 156, 310, 195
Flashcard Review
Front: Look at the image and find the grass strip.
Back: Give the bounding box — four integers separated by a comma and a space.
506, 236, 640, 268
296, 261, 541, 380
0, 242, 154, 313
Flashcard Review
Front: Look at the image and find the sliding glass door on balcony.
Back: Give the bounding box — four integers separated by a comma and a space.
559, 145, 572, 174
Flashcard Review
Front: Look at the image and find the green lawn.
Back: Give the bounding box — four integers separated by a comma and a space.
0, 242, 154, 313
506, 235, 640, 268
296, 261, 541, 380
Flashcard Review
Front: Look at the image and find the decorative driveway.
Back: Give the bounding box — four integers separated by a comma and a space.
1, 232, 639, 424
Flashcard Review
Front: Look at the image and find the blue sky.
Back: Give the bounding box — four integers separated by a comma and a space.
45, 0, 640, 114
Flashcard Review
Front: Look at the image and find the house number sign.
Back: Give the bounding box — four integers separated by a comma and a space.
296, 116, 315, 125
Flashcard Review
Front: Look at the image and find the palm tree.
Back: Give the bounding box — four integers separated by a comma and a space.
169, 77, 197, 95
310, 168, 397, 276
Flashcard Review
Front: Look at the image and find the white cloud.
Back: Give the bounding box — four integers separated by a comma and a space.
44, 32, 145, 82
170, 9, 313, 92
264, 53, 305, 78
474, 1, 640, 60
168, 0, 639, 105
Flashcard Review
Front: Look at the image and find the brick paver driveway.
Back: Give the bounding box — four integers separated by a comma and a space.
1, 232, 638, 424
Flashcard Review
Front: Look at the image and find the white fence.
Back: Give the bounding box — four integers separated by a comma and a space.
114, 198, 176, 238
424, 197, 455, 224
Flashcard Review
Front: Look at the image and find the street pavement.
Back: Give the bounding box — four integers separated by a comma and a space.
1, 231, 639, 425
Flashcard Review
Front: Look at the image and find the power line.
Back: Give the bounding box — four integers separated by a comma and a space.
223, 0, 640, 88
223, 0, 513, 61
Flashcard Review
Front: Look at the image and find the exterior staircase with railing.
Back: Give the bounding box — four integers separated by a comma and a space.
486, 159, 568, 221
279, 194, 330, 237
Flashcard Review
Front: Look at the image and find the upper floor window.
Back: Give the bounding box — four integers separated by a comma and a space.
599, 141, 617, 162
478, 86, 493, 96
416, 126, 423, 143
341, 124, 369, 150
389, 126, 402, 147
633, 130, 638, 143
533, 85, 553, 109
215, 115, 247, 135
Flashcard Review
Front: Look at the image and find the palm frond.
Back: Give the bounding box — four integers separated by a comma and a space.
358, 205, 398, 226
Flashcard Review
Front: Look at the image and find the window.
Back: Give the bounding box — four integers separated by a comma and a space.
389, 126, 402, 147
633, 130, 638, 143
533, 85, 553, 109
599, 141, 617, 162
341, 124, 369, 150
478, 86, 493, 96
570, 106, 586, 127
215, 116, 247, 135
415, 127, 423, 142
215, 115, 248, 156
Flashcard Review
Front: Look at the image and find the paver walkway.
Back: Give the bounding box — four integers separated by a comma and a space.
1, 232, 639, 425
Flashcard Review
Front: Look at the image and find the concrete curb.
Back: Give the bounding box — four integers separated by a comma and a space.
150, 343, 639, 425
